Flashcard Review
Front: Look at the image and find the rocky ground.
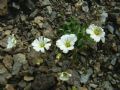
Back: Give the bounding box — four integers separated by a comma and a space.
0, 0, 120, 90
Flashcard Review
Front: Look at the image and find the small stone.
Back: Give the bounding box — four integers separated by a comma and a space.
80, 87, 88, 90
50, 67, 61, 72
94, 62, 101, 72
12, 2, 20, 9
112, 43, 117, 52
5, 84, 15, 90
66, 5, 72, 15
0, 64, 7, 74
98, 72, 103, 76
103, 81, 113, 90
0, 27, 3, 31
29, 9, 39, 18
33, 16, 44, 28
75, 0, 83, 8
24, 83, 31, 90
80, 68, 93, 84
0, 37, 7, 48
43, 27, 56, 39
68, 70, 81, 86
33, 57, 43, 65
24, 76, 34, 81
18, 81, 27, 88
107, 25, 114, 34
12, 53, 27, 75
0, 0, 8, 16
39, 66, 49, 73
117, 16, 120, 25
111, 56, 117, 65
115, 29, 120, 38
5, 25, 13, 30
107, 34, 114, 40
3, 55, 13, 70
20, 15, 26, 21
4, 30, 11, 35
108, 64, 113, 70
0, 76, 7, 84
82, 1, 89, 13
13, 53, 27, 64
47, 6, 52, 14
89, 84, 98, 88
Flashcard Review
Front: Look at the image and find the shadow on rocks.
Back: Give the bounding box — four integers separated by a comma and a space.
31, 74, 57, 90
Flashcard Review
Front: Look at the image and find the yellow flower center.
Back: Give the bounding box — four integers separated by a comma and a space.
93, 27, 102, 35
39, 42, 45, 48
65, 40, 71, 47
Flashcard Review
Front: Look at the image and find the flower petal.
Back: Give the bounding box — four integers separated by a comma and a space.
33, 46, 41, 52
45, 43, 51, 50
32, 39, 39, 46
67, 46, 74, 50
63, 49, 69, 53
40, 48, 45, 53
101, 37, 105, 43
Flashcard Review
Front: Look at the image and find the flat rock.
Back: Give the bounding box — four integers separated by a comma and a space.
5, 84, 15, 90
12, 53, 27, 75
24, 76, 34, 81
80, 68, 93, 84
3, 55, 13, 71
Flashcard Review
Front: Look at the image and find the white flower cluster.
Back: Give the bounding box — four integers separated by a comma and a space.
31, 34, 77, 53
6, 24, 105, 53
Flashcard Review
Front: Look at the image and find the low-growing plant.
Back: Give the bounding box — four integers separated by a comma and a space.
58, 17, 95, 49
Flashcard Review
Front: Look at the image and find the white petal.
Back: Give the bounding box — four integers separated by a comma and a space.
40, 48, 45, 53
59, 45, 66, 50
38, 36, 44, 42
33, 46, 41, 52
45, 43, 51, 50
86, 28, 91, 34
100, 31, 105, 37
90, 35, 101, 42
67, 46, 74, 50
32, 39, 39, 46
101, 37, 105, 43
61, 34, 69, 40
56, 39, 63, 47
44, 38, 51, 43
89, 24, 95, 29
69, 34, 77, 42
63, 49, 69, 53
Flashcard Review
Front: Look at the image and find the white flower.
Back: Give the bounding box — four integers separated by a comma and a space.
56, 34, 77, 53
58, 72, 72, 81
7, 34, 17, 49
31, 36, 51, 53
86, 24, 105, 43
